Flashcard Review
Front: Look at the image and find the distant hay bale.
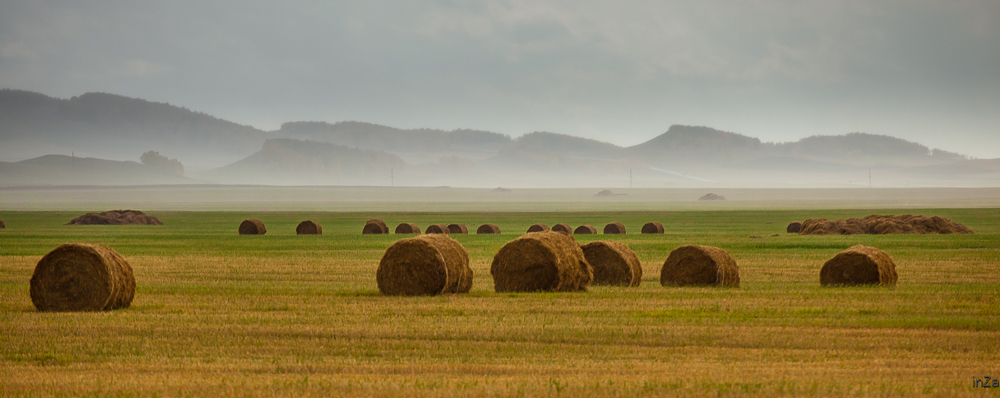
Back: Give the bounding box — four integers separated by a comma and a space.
641, 222, 664, 234
582, 240, 642, 287
376, 234, 473, 296
239, 219, 267, 235
786, 222, 802, 233
798, 214, 972, 235
447, 223, 469, 234
30, 243, 136, 311
820, 245, 898, 286
603, 222, 626, 234
698, 193, 725, 201
0, 220, 5, 229
659, 245, 740, 287
574, 224, 597, 234
425, 224, 450, 234
595, 190, 616, 197
395, 222, 421, 234
295, 220, 322, 235
490, 231, 593, 292
527, 223, 550, 233
551, 223, 573, 235
476, 224, 501, 234
492, 187, 512, 192
66, 210, 163, 225
362, 219, 389, 234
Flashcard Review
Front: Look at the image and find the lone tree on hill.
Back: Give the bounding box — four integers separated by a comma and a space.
140, 151, 184, 176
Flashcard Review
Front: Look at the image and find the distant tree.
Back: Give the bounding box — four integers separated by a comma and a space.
140, 151, 184, 176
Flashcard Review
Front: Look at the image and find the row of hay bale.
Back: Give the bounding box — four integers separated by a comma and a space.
787, 214, 972, 235
238, 219, 323, 235
365, 219, 666, 235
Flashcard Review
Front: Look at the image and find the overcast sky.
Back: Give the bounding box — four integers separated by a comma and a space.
2, 1, 998, 158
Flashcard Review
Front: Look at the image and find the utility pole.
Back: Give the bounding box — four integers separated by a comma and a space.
630, 168, 633, 189
869, 168, 871, 188
391, 167, 394, 187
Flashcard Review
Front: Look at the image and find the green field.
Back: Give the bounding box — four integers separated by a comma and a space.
1, 203, 999, 396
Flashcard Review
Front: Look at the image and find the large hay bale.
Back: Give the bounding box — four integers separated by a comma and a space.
239, 219, 267, 235
447, 223, 469, 234
295, 220, 322, 235
376, 234, 473, 296
526, 223, 549, 233
659, 245, 740, 287
641, 222, 664, 234
551, 223, 573, 235
603, 222, 626, 234
799, 214, 973, 235
30, 243, 136, 311
395, 222, 421, 234
490, 231, 593, 292
66, 210, 163, 225
476, 224, 501, 234
820, 245, 898, 286
425, 224, 450, 234
581, 240, 642, 287
574, 224, 597, 234
786, 222, 802, 233
362, 219, 389, 234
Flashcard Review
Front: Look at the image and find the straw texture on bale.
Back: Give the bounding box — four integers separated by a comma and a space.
66, 210, 163, 225
787, 222, 802, 233
447, 223, 469, 234
30, 243, 136, 311
239, 219, 267, 235
376, 234, 473, 296
295, 220, 322, 235
603, 222, 626, 234
574, 224, 597, 234
490, 231, 593, 292
582, 240, 642, 287
820, 245, 898, 286
641, 222, 664, 234
526, 223, 549, 233
395, 223, 421, 234
0, 220, 5, 228
362, 219, 389, 234
476, 224, 501, 234
660, 245, 740, 287
799, 214, 972, 235
551, 223, 573, 235
425, 224, 449, 234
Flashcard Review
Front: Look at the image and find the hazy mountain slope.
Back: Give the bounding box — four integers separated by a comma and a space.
197, 138, 404, 185
512, 132, 623, 159
0, 89, 267, 169
0, 155, 208, 186
626, 125, 763, 166
775, 132, 965, 165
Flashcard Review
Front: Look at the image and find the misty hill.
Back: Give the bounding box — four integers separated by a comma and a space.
0, 89, 267, 169
0, 155, 207, 187
196, 138, 404, 186
626, 125, 763, 165
511, 132, 623, 159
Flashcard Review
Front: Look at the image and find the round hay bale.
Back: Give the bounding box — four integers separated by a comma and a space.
362, 219, 389, 234
376, 234, 473, 296
820, 245, 898, 286
295, 220, 322, 235
476, 224, 501, 234
395, 222, 421, 234
574, 224, 597, 234
551, 223, 573, 235
786, 222, 802, 233
425, 224, 450, 234
603, 222, 626, 234
526, 223, 549, 233
0, 219, 5, 228
239, 219, 266, 235
582, 240, 642, 287
641, 222, 664, 234
490, 231, 593, 293
659, 245, 740, 287
447, 223, 469, 234
30, 243, 136, 311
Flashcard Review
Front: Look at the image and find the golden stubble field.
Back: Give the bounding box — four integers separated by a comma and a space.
1, 187, 999, 397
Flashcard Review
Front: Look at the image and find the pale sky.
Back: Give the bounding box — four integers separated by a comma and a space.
2, 1, 998, 158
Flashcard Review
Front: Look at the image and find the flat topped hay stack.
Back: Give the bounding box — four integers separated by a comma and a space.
798, 214, 972, 235
820, 245, 898, 286
447, 224, 469, 234
362, 219, 389, 234
425, 224, 449, 234
660, 245, 740, 287
476, 224, 501, 234
238, 219, 267, 235
603, 222, 626, 234
491, 231, 593, 293
66, 210, 163, 225
574, 224, 597, 234
295, 220, 322, 235
395, 223, 421, 234
581, 240, 642, 287
376, 234, 473, 296
30, 243, 136, 311
551, 223, 573, 235
698, 193, 725, 201
641, 222, 664, 234
526, 223, 549, 233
